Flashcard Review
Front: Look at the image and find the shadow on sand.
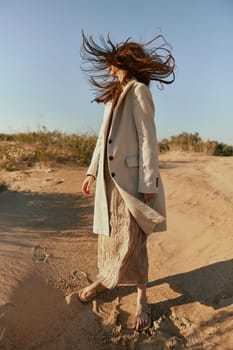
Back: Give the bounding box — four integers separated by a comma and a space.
96, 259, 233, 348
1, 260, 232, 349
0, 273, 106, 350
102, 259, 233, 312
0, 190, 94, 245
148, 259, 233, 311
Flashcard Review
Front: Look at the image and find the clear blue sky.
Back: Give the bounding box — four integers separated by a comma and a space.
0, 0, 232, 144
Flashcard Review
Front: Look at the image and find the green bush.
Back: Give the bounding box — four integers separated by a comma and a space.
159, 132, 233, 156
0, 181, 8, 192
213, 143, 233, 156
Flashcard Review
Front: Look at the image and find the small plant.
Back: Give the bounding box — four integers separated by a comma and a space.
0, 181, 8, 192
213, 143, 233, 156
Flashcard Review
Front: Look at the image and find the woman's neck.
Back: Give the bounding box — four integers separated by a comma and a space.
116, 70, 127, 83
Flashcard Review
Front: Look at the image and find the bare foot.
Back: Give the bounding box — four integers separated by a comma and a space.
78, 281, 107, 303
133, 300, 151, 331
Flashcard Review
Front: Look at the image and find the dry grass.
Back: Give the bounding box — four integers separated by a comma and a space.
0, 127, 97, 171
0, 129, 232, 172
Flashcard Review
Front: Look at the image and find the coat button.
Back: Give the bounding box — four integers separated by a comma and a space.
109, 155, 113, 161
109, 139, 112, 144
111, 172, 115, 177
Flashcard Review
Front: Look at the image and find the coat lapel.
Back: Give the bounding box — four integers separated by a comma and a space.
111, 79, 136, 122
102, 79, 136, 140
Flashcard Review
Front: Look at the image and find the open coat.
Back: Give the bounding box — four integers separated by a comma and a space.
87, 79, 167, 236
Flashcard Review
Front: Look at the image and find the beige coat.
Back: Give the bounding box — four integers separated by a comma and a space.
87, 79, 167, 236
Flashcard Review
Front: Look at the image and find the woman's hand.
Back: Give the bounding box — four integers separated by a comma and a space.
81, 175, 95, 196
143, 193, 156, 203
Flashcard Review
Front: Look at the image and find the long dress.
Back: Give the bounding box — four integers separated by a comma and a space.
97, 110, 149, 290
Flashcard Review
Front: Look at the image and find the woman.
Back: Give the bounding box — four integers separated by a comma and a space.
79, 32, 175, 331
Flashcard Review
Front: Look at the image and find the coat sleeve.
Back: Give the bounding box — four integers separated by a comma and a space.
86, 102, 112, 178
86, 122, 104, 178
133, 83, 159, 194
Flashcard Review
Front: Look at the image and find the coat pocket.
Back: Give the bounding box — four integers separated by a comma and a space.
125, 155, 139, 167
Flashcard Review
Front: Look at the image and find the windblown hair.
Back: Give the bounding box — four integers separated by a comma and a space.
81, 31, 175, 103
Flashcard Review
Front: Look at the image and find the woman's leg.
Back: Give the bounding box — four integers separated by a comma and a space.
134, 283, 151, 330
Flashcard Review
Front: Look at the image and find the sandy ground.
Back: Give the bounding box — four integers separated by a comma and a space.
0, 151, 232, 350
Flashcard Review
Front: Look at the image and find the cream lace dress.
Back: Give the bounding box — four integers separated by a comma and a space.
97, 114, 148, 289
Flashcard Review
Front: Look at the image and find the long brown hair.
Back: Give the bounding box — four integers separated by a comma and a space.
81, 31, 175, 103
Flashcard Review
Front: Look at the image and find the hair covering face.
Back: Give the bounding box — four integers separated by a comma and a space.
81, 32, 175, 103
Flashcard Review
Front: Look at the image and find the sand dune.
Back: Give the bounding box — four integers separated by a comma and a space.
0, 152, 232, 349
